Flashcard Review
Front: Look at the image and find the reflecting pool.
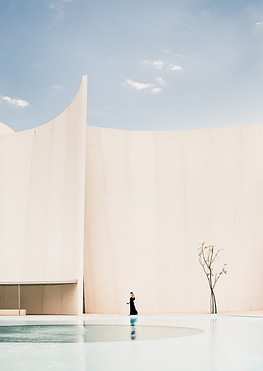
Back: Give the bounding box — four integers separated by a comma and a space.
0, 315, 262, 371
0, 322, 202, 343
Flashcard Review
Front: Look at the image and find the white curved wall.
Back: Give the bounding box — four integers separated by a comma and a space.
0, 122, 14, 135
1, 77, 262, 315
0, 76, 87, 314
84, 124, 263, 314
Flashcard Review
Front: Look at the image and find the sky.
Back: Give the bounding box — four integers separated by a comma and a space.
1, 0, 263, 132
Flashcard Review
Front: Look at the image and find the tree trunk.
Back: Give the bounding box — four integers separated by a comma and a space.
210, 288, 217, 314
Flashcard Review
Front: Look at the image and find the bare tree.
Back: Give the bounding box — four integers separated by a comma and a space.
198, 242, 227, 314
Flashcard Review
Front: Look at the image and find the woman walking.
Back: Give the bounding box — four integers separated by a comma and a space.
127, 292, 138, 315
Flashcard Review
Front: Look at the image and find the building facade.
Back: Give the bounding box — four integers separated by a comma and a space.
1, 76, 263, 314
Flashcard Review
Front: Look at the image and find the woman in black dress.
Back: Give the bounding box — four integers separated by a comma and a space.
127, 292, 138, 315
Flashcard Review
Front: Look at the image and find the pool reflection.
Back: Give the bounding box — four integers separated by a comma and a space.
0, 321, 203, 343
130, 316, 137, 340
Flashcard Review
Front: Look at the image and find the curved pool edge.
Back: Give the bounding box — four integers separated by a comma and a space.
1, 314, 263, 370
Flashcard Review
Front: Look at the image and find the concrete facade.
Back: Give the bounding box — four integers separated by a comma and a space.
1, 76, 263, 314
84, 125, 263, 314
0, 76, 87, 314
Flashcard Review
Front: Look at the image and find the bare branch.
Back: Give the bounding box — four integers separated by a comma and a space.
198, 242, 227, 314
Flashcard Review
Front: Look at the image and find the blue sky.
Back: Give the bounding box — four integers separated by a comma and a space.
1, 0, 263, 131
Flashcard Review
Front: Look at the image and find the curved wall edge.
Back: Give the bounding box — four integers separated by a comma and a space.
0, 76, 87, 315
0, 122, 15, 135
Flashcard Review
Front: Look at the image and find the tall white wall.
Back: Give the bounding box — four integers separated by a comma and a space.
84, 124, 263, 314
0, 76, 87, 314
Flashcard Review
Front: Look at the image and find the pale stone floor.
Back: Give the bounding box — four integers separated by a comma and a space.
0, 311, 263, 370
222, 310, 263, 317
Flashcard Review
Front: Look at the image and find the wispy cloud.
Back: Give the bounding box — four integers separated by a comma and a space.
1, 96, 29, 108
156, 77, 166, 86
53, 85, 63, 90
48, 0, 74, 20
141, 59, 164, 69
142, 59, 183, 72
151, 87, 162, 94
256, 22, 263, 26
126, 79, 154, 91
127, 58, 181, 95
125, 79, 162, 93
169, 63, 183, 71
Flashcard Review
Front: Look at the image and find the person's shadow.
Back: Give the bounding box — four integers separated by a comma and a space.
130, 316, 137, 340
